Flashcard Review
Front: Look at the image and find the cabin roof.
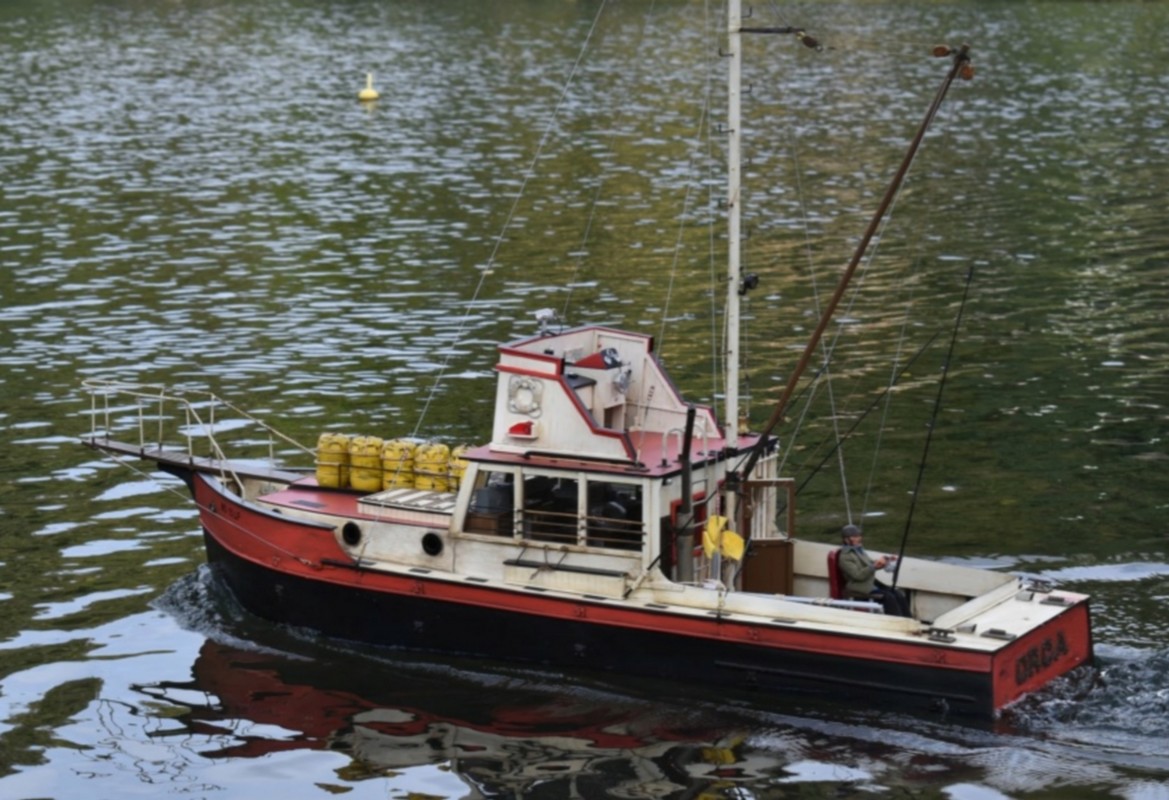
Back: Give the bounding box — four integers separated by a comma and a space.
484, 324, 730, 472
472, 322, 781, 479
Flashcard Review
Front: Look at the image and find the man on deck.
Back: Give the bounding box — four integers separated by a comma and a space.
838, 524, 911, 617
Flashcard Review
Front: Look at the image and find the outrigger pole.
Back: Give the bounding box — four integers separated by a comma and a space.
735, 42, 974, 492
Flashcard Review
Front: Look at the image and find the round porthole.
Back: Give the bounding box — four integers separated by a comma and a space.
341, 522, 362, 546
422, 532, 444, 557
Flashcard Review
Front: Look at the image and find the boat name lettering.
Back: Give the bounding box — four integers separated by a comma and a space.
1014, 631, 1069, 685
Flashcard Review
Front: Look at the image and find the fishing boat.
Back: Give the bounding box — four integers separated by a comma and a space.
81, 2, 1092, 718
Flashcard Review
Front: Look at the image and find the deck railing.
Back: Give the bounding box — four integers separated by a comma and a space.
81, 378, 313, 472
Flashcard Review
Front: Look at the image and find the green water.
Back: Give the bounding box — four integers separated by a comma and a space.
1, 0, 1168, 796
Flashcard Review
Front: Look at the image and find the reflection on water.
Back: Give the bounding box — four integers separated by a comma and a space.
156, 642, 757, 797
2, 568, 1167, 799
2, 0, 1169, 797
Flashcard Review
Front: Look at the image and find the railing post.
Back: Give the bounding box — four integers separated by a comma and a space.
137, 397, 146, 450
156, 389, 166, 450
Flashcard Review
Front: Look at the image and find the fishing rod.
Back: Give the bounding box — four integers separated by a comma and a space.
737, 43, 974, 488
890, 261, 977, 589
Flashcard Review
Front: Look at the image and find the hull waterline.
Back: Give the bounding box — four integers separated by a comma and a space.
192, 471, 1092, 718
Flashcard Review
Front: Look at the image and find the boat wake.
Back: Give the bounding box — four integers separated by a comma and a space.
151, 564, 312, 660
1011, 645, 1169, 738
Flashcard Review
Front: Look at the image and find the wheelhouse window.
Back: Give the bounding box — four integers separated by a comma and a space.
517, 471, 644, 552
466, 467, 645, 553
585, 479, 643, 551
521, 474, 579, 545
464, 469, 515, 536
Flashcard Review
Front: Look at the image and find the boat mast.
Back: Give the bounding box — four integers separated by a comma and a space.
724, 0, 744, 534
725, 0, 744, 456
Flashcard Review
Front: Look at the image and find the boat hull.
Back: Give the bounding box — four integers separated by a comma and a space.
202, 532, 994, 713
191, 470, 1091, 719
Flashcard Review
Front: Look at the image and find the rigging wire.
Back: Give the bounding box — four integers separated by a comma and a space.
656, 1, 719, 368
755, 54, 866, 524
781, 123, 861, 522
729, 0, 862, 515
891, 260, 977, 589
858, 209, 935, 524
792, 331, 940, 497
562, 1, 671, 325
766, 331, 939, 534
858, 70, 971, 529
705, 96, 722, 417
783, 68, 971, 532
724, 1, 830, 474
409, 1, 612, 437
738, 43, 973, 487
783, 98, 935, 525
702, 0, 725, 420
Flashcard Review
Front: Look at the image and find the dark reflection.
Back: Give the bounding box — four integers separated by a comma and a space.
132, 631, 1169, 797
138, 638, 774, 798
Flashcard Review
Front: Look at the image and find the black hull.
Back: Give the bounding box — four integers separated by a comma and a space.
203, 531, 994, 717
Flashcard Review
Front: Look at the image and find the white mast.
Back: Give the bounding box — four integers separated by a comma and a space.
726, 0, 742, 454
724, 0, 744, 537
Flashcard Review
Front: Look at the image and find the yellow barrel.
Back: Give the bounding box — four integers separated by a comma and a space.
316, 433, 350, 488
349, 435, 384, 492
448, 444, 470, 491
381, 438, 416, 489
414, 442, 450, 492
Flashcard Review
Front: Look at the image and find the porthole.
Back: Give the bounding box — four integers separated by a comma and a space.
422, 532, 444, 557
341, 521, 362, 546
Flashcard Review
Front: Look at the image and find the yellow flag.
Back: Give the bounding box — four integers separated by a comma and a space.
703, 515, 745, 561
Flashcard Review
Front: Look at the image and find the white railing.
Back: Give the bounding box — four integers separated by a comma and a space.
81, 378, 313, 472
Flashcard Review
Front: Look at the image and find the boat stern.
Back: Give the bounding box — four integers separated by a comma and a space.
990, 591, 1093, 711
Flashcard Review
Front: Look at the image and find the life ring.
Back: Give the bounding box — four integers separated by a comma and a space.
508, 375, 543, 417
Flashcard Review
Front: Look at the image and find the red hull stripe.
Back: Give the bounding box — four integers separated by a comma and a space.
194, 473, 1092, 710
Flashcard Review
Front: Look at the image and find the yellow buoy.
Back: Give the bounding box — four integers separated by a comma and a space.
381, 439, 416, 489
448, 445, 470, 491
414, 443, 450, 492
358, 72, 380, 102
315, 433, 350, 488
349, 435, 385, 492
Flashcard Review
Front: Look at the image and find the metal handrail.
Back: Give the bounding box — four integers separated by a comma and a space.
81, 378, 313, 485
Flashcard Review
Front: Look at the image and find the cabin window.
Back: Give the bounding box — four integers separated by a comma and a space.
586, 479, 643, 551
465, 469, 515, 536
512, 471, 645, 552
521, 474, 579, 545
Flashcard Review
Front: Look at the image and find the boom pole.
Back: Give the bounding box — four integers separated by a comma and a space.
738, 43, 973, 484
